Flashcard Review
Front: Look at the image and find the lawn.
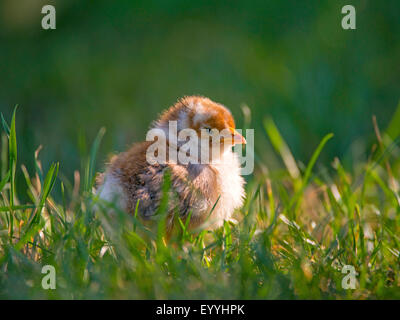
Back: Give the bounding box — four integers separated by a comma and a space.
0, 104, 399, 299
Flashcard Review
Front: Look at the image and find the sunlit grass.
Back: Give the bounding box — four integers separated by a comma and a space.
0, 106, 399, 299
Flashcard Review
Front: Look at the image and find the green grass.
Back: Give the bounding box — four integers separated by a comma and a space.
0, 107, 399, 299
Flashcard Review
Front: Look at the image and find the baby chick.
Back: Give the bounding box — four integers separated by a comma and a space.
97, 96, 246, 235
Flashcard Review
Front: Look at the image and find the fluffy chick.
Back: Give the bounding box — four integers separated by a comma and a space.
97, 96, 246, 235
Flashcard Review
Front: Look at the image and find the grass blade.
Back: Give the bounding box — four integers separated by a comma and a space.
84, 127, 106, 193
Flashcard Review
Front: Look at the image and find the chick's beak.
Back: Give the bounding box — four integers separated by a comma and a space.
229, 127, 246, 145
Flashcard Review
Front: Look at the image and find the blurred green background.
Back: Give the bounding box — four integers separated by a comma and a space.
1, 0, 399, 183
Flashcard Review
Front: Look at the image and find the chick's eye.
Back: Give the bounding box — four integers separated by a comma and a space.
203, 127, 212, 134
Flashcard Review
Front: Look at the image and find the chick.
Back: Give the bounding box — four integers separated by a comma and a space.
97, 96, 246, 235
